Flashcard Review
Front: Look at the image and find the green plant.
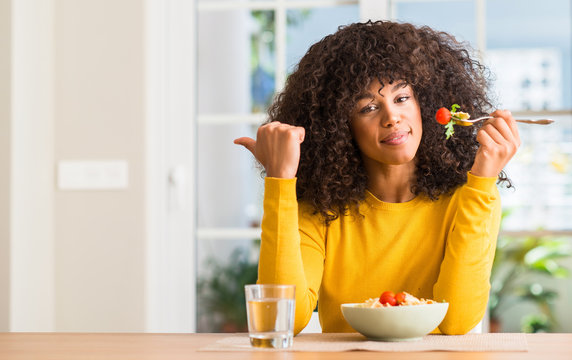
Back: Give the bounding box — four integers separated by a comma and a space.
489, 211, 571, 332
197, 241, 260, 332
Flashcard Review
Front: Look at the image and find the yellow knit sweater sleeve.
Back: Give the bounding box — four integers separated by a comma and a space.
434, 173, 501, 334
257, 177, 326, 335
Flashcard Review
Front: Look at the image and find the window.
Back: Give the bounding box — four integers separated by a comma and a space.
392, 0, 572, 233
392, 0, 572, 333
196, 0, 360, 332
195, 0, 572, 332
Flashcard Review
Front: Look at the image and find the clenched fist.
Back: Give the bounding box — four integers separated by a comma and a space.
471, 109, 521, 178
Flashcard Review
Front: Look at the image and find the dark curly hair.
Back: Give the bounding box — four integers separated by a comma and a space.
266, 20, 509, 224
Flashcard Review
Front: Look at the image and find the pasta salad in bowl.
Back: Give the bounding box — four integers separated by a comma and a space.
341, 291, 448, 341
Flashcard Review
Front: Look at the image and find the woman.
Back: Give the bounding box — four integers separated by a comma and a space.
235, 20, 520, 335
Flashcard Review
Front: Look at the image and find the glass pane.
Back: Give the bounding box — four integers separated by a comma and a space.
197, 238, 260, 332
197, 123, 264, 228
251, 10, 276, 112
500, 114, 572, 231
198, 10, 275, 114
393, 0, 476, 47
486, 49, 565, 111
486, 0, 571, 110
286, 5, 360, 73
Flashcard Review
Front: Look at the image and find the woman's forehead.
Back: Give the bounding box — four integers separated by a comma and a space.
359, 79, 410, 96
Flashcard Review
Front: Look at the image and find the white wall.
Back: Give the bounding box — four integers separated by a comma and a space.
0, 0, 11, 332
0, 0, 196, 332
53, 0, 146, 332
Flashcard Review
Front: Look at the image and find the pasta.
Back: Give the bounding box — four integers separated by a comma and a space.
357, 292, 436, 308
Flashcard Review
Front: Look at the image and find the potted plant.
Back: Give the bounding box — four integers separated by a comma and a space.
197, 240, 260, 332
489, 211, 571, 332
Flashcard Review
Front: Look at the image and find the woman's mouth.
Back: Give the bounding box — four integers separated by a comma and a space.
381, 131, 410, 145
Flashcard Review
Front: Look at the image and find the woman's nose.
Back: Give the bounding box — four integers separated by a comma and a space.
381, 109, 400, 128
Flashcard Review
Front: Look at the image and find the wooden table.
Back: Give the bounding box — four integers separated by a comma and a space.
0, 332, 571, 359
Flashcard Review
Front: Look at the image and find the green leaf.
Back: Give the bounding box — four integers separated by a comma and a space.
521, 313, 551, 333
524, 243, 572, 265
529, 260, 570, 278
512, 284, 557, 308
450, 104, 460, 113
552, 267, 570, 278
445, 121, 455, 139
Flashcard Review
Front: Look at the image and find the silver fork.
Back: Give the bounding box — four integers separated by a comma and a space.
457, 116, 554, 125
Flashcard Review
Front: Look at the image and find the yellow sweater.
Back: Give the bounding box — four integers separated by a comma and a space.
258, 173, 501, 335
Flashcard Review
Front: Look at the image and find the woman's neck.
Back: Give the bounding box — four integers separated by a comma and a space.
364, 161, 416, 203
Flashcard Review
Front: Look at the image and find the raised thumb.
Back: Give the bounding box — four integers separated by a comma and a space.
233, 137, 256, 155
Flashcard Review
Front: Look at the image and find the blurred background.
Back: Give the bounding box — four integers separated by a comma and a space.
1, 0, 571, 334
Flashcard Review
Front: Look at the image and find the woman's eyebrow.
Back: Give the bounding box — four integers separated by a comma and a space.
391, 81, 408, 92
356, 82, 408, 102
355, 93, 374, 102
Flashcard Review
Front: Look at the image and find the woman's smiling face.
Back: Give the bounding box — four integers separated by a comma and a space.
350, 79, 423, 168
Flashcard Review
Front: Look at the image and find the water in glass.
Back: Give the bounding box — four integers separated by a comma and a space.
245, 285, 295, 349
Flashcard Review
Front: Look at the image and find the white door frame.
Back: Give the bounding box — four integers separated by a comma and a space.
145, 0, 197, 332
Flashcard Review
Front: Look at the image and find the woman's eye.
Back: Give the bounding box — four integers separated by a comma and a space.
359, 104, 378, 114
396, 96, 410, 103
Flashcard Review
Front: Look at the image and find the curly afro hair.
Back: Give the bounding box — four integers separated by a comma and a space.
266, 20, 508, 224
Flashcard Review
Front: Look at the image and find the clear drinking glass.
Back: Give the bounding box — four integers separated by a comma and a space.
244, 284, 296, 349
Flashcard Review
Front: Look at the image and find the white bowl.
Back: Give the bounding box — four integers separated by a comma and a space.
341, 302, 449, 341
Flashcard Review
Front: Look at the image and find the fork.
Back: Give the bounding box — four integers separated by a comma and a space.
456, 116, 554, 125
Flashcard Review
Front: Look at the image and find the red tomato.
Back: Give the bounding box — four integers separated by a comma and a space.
395, 292, 406, 305
435, 107, 451, 125
379, 291, 397, 306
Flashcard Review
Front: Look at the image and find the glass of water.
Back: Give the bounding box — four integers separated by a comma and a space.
244, 284, 296, 349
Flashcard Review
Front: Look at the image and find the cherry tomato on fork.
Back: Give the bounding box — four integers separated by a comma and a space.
435, 107, 452, 125
379, 291, 397, 306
